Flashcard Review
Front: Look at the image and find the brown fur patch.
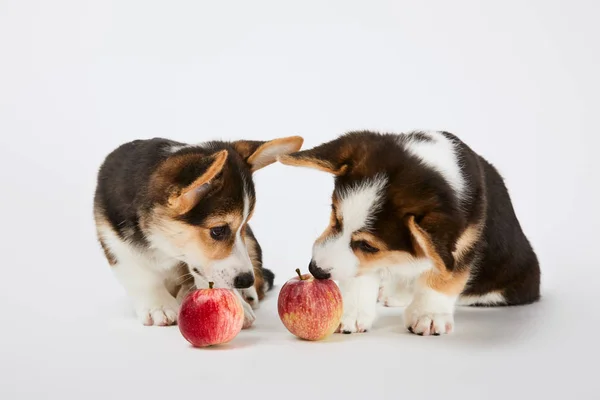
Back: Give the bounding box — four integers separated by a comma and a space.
406, 215, 470, 295
420, 269, 470, 296
355, 249, 416, 274
232, 140, 257, 160
453, 223, 482, 262
407, 215, 452, 277
202, 212, 244, 230
351, 231, 389, 251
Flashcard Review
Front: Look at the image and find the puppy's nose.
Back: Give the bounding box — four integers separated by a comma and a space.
233, 272, 255, 289
309, 260, 331, 280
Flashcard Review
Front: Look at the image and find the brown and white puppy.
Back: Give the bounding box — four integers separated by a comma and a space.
279, 131, 540, 335
94, 136, 303, 326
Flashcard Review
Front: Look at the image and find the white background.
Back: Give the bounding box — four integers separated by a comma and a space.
1, 1, 598, 399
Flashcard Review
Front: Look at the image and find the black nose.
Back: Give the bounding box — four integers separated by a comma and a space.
309, 260, 331, 280
233, 272, 255, 289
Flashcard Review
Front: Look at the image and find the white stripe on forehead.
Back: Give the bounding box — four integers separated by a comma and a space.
338, 175, 388, 233
229, 188, 252, 271
402, 131, 466, 199
241, 190, 250, 226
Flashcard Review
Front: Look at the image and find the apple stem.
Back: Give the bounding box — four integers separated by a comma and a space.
208, 281, 214, 289
295, 268, 304, 280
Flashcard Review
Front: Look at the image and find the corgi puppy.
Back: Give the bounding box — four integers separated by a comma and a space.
279, 131, 540, 336
94, 136, 303, 326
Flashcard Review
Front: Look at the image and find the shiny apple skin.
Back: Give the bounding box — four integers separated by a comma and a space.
278, 273, 343, 341
178, 288, 244, 347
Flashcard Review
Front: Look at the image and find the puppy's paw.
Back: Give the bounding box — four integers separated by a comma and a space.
135, 298, 179, 326
337, 314, 375, 334
240, 287, 260, 310
336, 301, 376, 334
336, 275, 380, 334
241, 299, 256, 329
404, 302, 454, 336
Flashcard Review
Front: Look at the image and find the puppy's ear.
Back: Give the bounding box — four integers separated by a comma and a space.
162, 150, 228, 214
406, 214, 457, 276
232, 136, 304, 172
277, 138, 350, 176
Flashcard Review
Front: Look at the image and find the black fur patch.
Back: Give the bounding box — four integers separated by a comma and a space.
262, 267, 275, 291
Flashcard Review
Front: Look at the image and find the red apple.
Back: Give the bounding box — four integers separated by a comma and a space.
178, 282, 244, 347
278, 269, 343, 341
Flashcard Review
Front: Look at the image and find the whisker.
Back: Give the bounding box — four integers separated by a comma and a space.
174, 273, 193, 283
182, 283, 198, 297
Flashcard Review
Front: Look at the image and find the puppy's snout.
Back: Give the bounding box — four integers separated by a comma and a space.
309, 260, 331, 280
233, 272, 255, 289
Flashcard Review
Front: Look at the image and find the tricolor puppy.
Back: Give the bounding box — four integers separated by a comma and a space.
279, 131, 540, 335
94, 136, 303, 326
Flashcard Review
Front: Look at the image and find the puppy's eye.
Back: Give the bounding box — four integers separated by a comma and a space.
351, 240, 379, 254
210, 225, 230, 241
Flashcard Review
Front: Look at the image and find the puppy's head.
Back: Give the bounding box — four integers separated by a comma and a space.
145, 136, 303, 289
279, 132, 462, 281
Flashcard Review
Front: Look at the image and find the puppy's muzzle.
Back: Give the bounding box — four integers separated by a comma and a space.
233, 272, 255, 289
308, 260, 331, 280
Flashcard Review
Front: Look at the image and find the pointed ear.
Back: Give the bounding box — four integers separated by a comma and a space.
406, 214, 456, 277
277, 139, 350, 176
167, 150, 228, 214
232, 136, 304, 172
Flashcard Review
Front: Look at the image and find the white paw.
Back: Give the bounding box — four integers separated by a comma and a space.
337, 300, 377, 334
241, 298, 256, 329
337, 312, 376, 334
336, 275, 380, 334
240, 287, 260, 310
404, 286, 457, 336
135, 299, 179, 326
404, 303, 454, 336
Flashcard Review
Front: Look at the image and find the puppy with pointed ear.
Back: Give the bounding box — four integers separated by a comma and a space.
94, 135, 303, 327
233, 136, 305, 172
278, 131, 540, 336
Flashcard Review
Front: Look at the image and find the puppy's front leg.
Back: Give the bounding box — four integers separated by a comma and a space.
234, 289, 256, 329
114, 261, 179, 326
404, 270, 468, 335
337, 274, 380, 334
378, 269, 414, 307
